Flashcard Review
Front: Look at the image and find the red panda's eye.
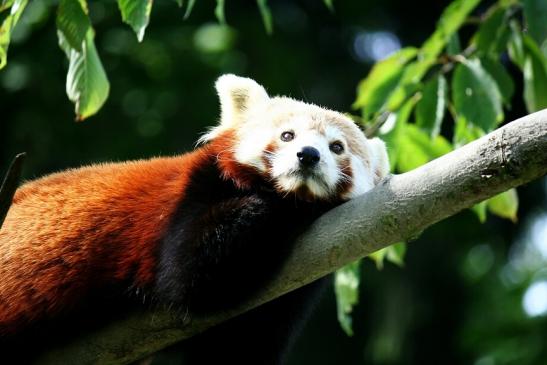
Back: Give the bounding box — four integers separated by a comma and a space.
280, 131, 294, 142
330, 141, 344, 154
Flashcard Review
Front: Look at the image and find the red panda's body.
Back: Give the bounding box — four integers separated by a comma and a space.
0, 131, 257, 334
0, 151, 187, 334
0, 75, 389, 363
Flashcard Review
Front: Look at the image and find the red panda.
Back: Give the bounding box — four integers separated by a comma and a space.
0, 75, 389, 363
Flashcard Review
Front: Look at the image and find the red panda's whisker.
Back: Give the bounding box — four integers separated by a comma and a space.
338, 171, 352, 182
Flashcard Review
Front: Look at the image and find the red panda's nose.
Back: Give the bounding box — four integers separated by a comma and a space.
297, 146, 320, 167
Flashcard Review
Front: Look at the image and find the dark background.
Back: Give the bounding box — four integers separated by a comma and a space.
1, 1, 546, 364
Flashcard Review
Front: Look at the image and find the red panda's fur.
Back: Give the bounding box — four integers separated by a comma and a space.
0, 131, 248, 335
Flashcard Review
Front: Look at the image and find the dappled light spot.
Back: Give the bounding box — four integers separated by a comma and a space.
352, 30, 401, 63
1, 62, 28, 92
122, 89, 148, 117
474, 356, 495, 365
193, 23, 235, 54
137, 111, 164, 137
530, 215, 547, 259
523, 281, 547, 317
463, 244, 495, 281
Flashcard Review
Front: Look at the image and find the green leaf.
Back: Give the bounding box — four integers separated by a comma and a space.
384, 90, 451, 173
507, 21, 525, 69
471, 201, 487, 223
480, 56, 514, 105
409, 123, 453, 158
369, 243, 407, 269
57, 0, 109, 120
453, 117, 485, 148
386, 242, 407, 267
522, 36, 547, 112
174, 0, 183, 7
446, 32, 461, 55
56, 0, 91, 51
379, 96, 417, 170
523, 0, 547, 47
183, 0, 196, 19
420, 0, 481, 60
487, 188, 518, 222
335, 260, 360, 336
0, 0, 28, 70
385, 0, 481, 110
353, 47, 417, 119
397, 124, 452, 172
452, 58, 504, 132
215, 0, 225, 24
323, 0, 334, 12
117, 0, 153, 42
369, 248, 388, 270
472, 8, 508, 56
415, 74, 447, 137
0, 0, 15, 12
256, 0, 272, 35
58, 29, 110, 121
523, 56, 547, 112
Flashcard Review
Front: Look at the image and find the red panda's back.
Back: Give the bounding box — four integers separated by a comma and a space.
0, 153, 200, 334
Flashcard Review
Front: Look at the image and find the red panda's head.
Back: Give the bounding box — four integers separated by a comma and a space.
201, 74, 389, 201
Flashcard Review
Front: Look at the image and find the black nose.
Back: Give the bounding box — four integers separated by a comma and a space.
297, 146, 320, 167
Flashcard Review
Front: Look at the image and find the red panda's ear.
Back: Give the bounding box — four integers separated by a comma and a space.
216, 74, 269, 125
200, 75, 269, 143
367, 137, 390, 185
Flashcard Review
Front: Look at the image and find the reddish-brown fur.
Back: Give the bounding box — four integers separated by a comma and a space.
0, 131, 245, 335
336, 157, 353, 197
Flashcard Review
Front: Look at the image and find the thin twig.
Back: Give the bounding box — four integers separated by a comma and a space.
0, 153, 26, 229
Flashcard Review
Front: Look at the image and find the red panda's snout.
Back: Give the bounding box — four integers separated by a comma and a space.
296, 146, 321, 168
264, 132, 348, 202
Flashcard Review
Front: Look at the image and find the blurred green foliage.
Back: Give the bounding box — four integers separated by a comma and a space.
1, 1, 547, 364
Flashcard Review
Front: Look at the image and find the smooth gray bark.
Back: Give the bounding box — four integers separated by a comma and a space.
36, 109, 547, 364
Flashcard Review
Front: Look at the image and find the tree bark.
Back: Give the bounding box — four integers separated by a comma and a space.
35, 110, 547, 365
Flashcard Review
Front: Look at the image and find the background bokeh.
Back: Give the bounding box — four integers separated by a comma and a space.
1, 1, 546, 364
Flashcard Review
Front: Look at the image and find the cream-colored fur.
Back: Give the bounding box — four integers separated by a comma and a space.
204, 74, 389, 200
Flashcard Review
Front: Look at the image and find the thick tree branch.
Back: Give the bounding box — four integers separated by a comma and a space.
36, 110, 547, 364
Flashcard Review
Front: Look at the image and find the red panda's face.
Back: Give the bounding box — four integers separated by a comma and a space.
202, 75, 390, 201
268, 121, 348, 200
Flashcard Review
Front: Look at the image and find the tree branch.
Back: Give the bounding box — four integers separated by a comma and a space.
0, 153, 26, 229
35, 110, 547, 364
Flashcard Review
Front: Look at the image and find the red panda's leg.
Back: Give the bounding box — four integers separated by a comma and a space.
154, 193, 287, 311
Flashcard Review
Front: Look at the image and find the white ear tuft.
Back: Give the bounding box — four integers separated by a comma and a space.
200, 74, 269, 143
216, 74, 269, 124
367, 137, 390, 184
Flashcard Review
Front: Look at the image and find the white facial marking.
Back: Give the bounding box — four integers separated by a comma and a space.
234, 127, 272, 171
325, 125, 344, 144
344, 155, 375, 199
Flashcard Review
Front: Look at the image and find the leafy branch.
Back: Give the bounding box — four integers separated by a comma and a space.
336, 0, 547, 333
